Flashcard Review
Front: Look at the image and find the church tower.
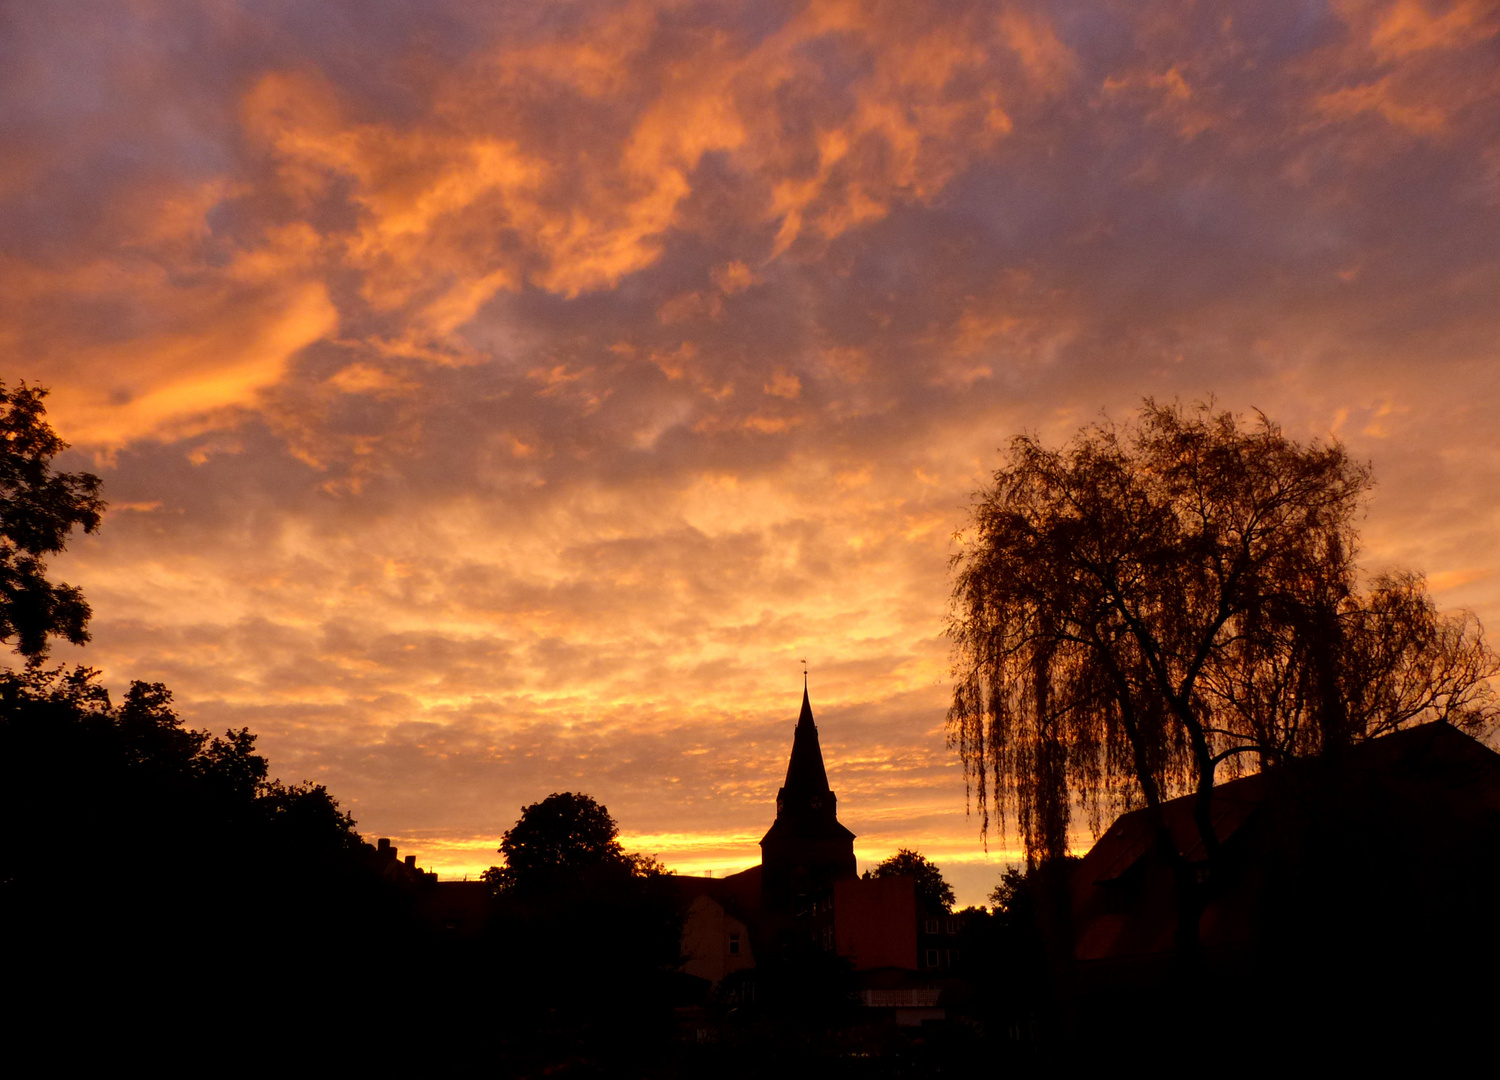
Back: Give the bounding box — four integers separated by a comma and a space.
759, 685, 857, 913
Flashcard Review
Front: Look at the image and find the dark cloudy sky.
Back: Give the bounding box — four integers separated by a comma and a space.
4, 0, 1497, 903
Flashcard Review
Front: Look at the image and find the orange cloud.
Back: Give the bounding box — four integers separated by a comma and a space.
1366, 0, 1497, 59
1316, 75, 1449, 133
1308, 0, 1500, 142
1, 222, 336, 447
231, 0, 1053, 339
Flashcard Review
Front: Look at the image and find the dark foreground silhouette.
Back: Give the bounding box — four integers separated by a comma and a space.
7, 659, 1497, 1073
3, 382, 1495, 1070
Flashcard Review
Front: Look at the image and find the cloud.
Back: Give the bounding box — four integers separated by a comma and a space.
6, 0, 1499, 905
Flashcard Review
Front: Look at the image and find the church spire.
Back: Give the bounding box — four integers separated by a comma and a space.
781, 685, 832, 802
760, 682, 857, 908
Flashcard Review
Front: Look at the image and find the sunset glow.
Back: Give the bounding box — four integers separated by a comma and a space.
6, 0, 1498, 905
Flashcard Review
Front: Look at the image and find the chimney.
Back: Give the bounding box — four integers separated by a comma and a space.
404, 854, 416, 869
378, 838, 393, 860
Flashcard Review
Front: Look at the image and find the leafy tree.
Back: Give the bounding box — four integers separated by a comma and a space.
987, 866, 1028, 917
870, 847, 955, 914
481, 790, 680, 961
0, 399, 434, 1049
970, 865, 1057, 1034
481, 792, 683, 1054
947, 399, 1499, 952
484, 790, 638, 894
0, 381, 105, 658
0, 664, 385, 1003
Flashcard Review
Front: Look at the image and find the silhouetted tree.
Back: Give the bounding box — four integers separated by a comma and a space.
0, 663, 409, 1045
870, 847, 955, 914
947, 399, 1499, 955
485, 790, 635, 894
0, 381, 104, 658
480, 791, 683, 1058
0, 385, 453, 1058
985, 863, 1061, 975
964, 866, 1055, 1041
987, 865, 1028, 916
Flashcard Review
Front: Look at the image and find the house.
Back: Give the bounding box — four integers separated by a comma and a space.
915, 907, 970, 973
361, 837, 495, 938
1068, 721, 1500, 996
834, 874, 917, 971
680, 893, 757, 985
673, 864, 762, 985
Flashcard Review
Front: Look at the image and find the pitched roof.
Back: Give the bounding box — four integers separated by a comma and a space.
672, 864, 763, 922
1069, 722, 1500, 966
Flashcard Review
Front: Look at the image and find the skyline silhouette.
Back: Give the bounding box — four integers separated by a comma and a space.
3, 375, 1496, 1069
5, 0, 1499, 903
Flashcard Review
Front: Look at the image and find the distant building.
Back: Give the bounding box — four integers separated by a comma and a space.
675, 685, 947, 1022
369, 836, 437, 886
833, 874, 917, 970
389, 684, 955, 1021
365, 836, 491, 938
679, 893, 757, 985
759, 687, 858, 914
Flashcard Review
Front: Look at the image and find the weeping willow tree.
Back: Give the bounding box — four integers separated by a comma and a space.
948, 401, 1498, 949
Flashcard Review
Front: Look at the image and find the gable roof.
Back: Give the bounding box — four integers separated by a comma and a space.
1070, 722, 1500, 967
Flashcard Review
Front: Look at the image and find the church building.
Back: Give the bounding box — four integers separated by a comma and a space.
675, 685, 923, 987
759, 685, 858, 913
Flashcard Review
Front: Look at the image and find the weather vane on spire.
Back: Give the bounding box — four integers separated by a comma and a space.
800, 658, 808, 689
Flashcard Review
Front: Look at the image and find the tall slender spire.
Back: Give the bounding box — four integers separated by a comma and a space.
781, 686, 831, 802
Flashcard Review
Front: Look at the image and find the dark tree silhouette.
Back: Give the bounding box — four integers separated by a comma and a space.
947, 399, 1499, 954
0, 381, 105, 658
486, 790, 636, 894
987, 865, 1028, 915
0, 386, 524, 1061
0, 662, 420, 1056
871, 847, 955, 914
480, 792, 684, 1067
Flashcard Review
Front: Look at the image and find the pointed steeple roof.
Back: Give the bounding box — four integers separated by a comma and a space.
782, 686, 832, 796
762, 684, 853, 844
760, 683, 856, 904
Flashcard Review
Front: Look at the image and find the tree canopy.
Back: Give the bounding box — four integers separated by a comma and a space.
871, 848, 956, 914
947, 400, 1499, 870
0, 381, 105, 658
0, 665, 378, 963
486, 790, 662, 895
481, 790, 683, 1043
0, 389, 427, 1041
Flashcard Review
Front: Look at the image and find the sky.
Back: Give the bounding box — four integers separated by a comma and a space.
3, 0, 1498, 906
